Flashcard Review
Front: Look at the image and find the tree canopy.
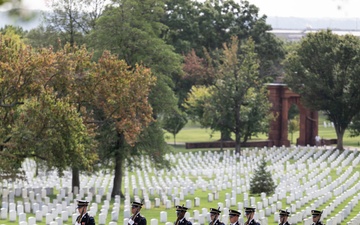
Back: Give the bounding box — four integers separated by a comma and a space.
284, 29, 360, 150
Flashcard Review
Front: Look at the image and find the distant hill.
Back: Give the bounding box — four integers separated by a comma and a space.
1, 10, 360, 31
267, 16, 360, 30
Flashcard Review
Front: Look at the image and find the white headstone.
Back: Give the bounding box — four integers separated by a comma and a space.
160, 211, 167, 222
0, 208, 7, 219
9, 210, 16, 222
28, 216, 36, 225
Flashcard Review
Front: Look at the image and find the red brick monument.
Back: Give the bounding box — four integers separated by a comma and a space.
267, 83, 318, 147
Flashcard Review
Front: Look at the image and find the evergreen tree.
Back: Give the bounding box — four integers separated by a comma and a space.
250, 157, 276, 195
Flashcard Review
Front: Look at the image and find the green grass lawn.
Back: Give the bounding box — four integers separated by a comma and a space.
165, 114, 360, 148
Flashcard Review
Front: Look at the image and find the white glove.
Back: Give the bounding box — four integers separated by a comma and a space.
128, 219, 135, 225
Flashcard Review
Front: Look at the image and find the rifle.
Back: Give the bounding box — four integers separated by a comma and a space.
77, 206, 85, 223
279, 209, 288, 225
175, 204, 185, 225
210, 207, 220, 225
315, 211, 323, 225
128, 200, 143, 225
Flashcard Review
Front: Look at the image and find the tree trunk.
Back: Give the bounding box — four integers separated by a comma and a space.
111, 132, 125, 198
220, 130, 231, 151
335, 127, 345, 150
235, 131, 241, 154
174, 134, 176, 145
72, 166, 80, 193
111, 152, 124, 198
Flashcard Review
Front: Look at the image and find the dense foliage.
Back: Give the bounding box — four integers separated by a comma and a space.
284, 30, 360, 150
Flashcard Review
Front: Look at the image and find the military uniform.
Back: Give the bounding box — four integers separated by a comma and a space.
278, 209, 290, 225
175, 205, 192, 225
244, 207, 260, 225
76, 213, 95, 225
280, 222, 290, 225
209, 208, 224, 225
75, 200, 95, 225
131, 213, 146, 225
229, 209, 241, 225
311, 209, 324, 225
129, 201, 146, 225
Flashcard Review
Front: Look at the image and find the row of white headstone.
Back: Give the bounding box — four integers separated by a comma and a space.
0, 145, 359, 225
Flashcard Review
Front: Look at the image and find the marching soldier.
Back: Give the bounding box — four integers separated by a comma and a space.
278, 209, 290, 225
75, 200, 95, 225
128, 201, 146, 225
228, 209, 241, 225
209, 208, 225, 225
174, 205, 192, 225
244, 207, 260, 225
311, 210, 324, 225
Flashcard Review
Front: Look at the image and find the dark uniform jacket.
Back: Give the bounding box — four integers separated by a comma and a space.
209, 219, 225, 225
247, 219, 260, 225
175, 217, 192, 225
312, 222, 324, 225
132, 213, 147, 225
279, 222, 291, 225
76, 212, 95, 225
230, 222, 240, 225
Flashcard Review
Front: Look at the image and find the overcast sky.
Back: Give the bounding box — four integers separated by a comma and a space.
249, 0, 360, 18
3, 0, 360, 18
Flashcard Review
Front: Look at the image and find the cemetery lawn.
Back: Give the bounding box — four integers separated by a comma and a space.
165, 114, 360, 148
1, 116, 360, 225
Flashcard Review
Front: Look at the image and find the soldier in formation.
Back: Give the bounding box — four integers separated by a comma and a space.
278, 209, 290, 225
128, 201, 146, 225
228, 209, 241, 225
174, 205, 192, 225
75, 200, 95, 225
209, 207, 225, 225
311, 210, 324, 225
244, 207, 260, 225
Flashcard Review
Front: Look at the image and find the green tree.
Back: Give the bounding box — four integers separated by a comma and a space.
0, 33, 98, 181
88, 0, 183, 197
11, 92, 97, 176
250, 157, 276, 195
93, 52, 157, 198
284, 30, 360, 150
162, 108, 188, 145
349, 113, 360, 138
184, 38, 272, 152
163, 0, 285, 80
212, 36, 269, 153
288, 115, 300, 144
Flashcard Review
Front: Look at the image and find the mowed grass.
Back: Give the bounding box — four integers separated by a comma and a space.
165, 114, 360, 148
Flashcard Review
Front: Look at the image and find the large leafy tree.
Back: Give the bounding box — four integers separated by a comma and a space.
90, 0, 182, 114
93, 52, 156, 198
163, 0, 285, 79
11, 92, 97, 176
0, 33, 98, 181
185, 37, 272, 153
89, 0, 182, 197
284, 30, 360, 150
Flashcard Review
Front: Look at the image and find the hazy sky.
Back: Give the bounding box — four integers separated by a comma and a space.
5, 0, 360, 18
249, 0, 360, 18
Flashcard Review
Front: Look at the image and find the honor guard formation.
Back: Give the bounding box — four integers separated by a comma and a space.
75, 198, 325, 225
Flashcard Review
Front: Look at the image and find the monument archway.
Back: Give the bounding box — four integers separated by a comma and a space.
267, 84, 318, 147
